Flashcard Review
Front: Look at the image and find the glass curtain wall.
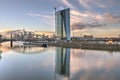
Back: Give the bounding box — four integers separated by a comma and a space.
56, 8, 70, 40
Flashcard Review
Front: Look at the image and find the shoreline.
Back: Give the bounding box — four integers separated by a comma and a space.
48, 41, 120, 51
1, 41, 120, 51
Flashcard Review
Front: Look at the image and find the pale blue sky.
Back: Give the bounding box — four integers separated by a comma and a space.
0, 0, 56, 31
0, 0, 120, 37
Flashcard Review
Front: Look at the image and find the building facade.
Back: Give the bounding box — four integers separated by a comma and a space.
55, 8, 71, 40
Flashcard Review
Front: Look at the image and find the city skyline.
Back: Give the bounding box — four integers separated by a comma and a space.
0, 0, 120, 37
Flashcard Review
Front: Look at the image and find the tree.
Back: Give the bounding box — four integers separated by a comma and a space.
0, 34, 2, 40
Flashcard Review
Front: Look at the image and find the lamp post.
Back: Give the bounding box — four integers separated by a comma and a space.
10, 34, 13, 48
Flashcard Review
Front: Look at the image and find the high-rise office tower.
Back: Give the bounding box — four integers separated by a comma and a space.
55, 8, 71, 41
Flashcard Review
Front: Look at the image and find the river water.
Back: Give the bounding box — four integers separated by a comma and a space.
0, 42, 120, 80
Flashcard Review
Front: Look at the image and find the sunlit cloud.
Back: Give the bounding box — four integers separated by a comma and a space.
78, 0, 120, 9
69, 8, 120, 35
70, 10, 104, 21
70, 10, 89, 17
70, 9, 106, 30
62, 0, 76, 9
28, 13, 54, 20
103, 13, 120, 24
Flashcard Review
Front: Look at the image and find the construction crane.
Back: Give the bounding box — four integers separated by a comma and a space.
54, 2, 61, 36
54, 3, 60, 12
53, 0, 67, 36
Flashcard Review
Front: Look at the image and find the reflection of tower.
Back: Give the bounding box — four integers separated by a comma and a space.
0, 49, 2, 59
0, 54, 1, 59
12, 45, 47, 54
55, 47, 70, 79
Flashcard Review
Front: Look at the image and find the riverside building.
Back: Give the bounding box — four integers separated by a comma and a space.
55, 8, 71, 41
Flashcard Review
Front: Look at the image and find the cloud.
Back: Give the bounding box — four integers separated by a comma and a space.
79, 0, 91, 9
78, 0, 105, 9
62, 0, 75, 9
70, 10, 104, 21
70, 10, 89, 17
71, 21, 105, 30
78, 0, 120, 9
70, 9, 120, 31
28, 10, 120, 32
28, 13, 54, 26
70, 9, 105, 30
103, 13, 120, 24
70, 10, 87, 24
28, 13, 54, 20
70, 12, 120, 31
70, 15, 83, 25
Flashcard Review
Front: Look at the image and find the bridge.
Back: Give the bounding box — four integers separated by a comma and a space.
0, 33, 49, 48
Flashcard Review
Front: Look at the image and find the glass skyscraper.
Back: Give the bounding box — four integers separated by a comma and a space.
55, 8, 71, 40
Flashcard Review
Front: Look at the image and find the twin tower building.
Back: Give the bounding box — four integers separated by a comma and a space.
55, 8, 71, 41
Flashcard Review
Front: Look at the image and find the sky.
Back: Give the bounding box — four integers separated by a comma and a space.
0, 0, 120, 37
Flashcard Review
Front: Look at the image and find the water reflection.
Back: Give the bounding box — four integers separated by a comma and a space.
70, 49, 120, 80
0, 51, 2, 59
54, 48, 120, 80
0, 41, 48, 54
0, 45, 55, 80
0, 45, 2, 59
12, 45, 48, 54
0, 41, 120, 80
55, 47, 70, 80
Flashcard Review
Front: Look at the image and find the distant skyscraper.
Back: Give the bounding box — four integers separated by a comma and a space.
55, 8, 71, 40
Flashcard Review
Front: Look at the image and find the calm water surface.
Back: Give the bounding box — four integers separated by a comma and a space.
0, 42, 120, 80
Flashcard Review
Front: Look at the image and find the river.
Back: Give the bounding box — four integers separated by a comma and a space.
0, 41, 120, 80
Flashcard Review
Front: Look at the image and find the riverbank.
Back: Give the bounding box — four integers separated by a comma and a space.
1, 41, 120, 51
81, 43, 120, 51
48, 41, 120, 51
48, 41, 80, 48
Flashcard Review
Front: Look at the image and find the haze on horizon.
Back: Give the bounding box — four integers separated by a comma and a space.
0, 0, 120, 37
